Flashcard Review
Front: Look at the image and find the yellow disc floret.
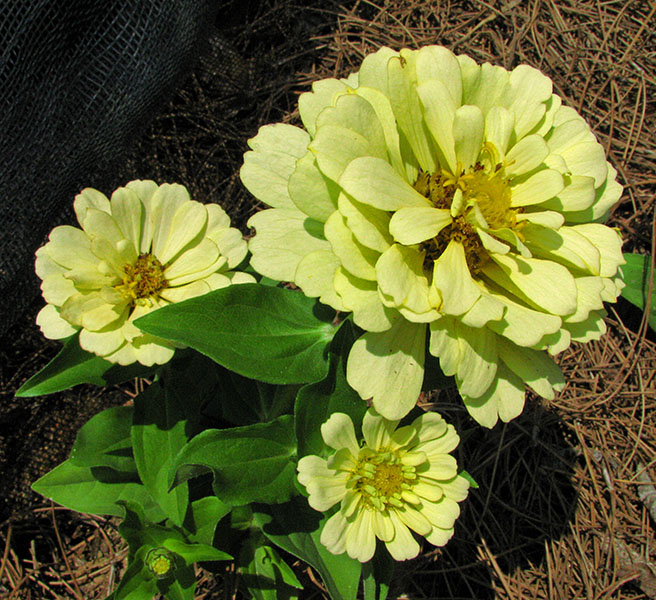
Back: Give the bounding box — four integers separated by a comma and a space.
354, 451, 418, 510
117, 253, 169, 303
414, 144, 519, 276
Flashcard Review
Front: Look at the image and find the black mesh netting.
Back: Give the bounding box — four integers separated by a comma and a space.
0, 0, 221, 334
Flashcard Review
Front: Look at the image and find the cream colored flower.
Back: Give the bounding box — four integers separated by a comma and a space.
241, 46, 624, 427
297, 409, 469, 562
36, 180, 254, 366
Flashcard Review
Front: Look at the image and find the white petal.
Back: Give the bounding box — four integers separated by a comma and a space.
345, 508, 377, 562
321, 413, 360, 455
498, 338, 564, 400
339, 156, 430, 211
453, 321, 498, 399
155, 201, 208, 265
320, 511, 348, 556
347, 320, 426, 420
376, 244, 436, 315
74, 188, 110, 225
240, 123, 310, 209
334, 267, 396, 332
453, 105, 484, 169
504, 135, 549, 177
324, 211, 379, 281
385, 511, 421, 561
36, 304, 78, 339
483, 253, 578, 316
510, 169, 564, 207
110, 187, 143, 249
164, 238, 220, 283
338, 191, 393, 253
288, 151, 339, 222
485, 106, 514, 157
362, 409, 399, 450
432, 240, 481, 316
298, 78, 349, 136
248, 208, 331, 282
417, 79, 458, 173
389, 207, 452, 245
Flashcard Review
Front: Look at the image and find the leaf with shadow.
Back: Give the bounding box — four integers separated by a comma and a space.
252, 496, 361, 600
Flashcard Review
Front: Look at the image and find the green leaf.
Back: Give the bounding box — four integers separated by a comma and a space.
32, 462, 164, 521
115, 503, 228, 600
460, 470, 479, 489
164, 539, 232, 564
362, 549, 393, 600
135, 284, 336, 384
170, 415, 297, 506
156, 570, 196, 600
16, 334, 157, 397
69, 406, 134, 472
205, 368, 300, 426
240, 541, 302, 600
620, 253, 656, 331
295, 320, 367, 458
253, 498, 361, 600
132, 384, 191, 528
183, 497, 231, 547
104, 553, 157, 600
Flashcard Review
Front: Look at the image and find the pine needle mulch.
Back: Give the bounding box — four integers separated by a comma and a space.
1, 1, 655, 598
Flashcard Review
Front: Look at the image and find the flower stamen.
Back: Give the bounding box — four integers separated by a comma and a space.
117, 253, 169, 303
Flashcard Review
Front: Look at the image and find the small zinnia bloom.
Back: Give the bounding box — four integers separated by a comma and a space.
297, 409, 469, 562
36, 180, 254, 366
241, 45, 624, 427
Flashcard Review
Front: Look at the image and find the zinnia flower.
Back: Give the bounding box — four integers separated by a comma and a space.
297, 408, 469, 562
36, 180, 254, 366
241, 46, 624, 427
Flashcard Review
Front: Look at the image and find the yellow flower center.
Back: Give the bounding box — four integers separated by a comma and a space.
146, 548, 174, 579
414, 145, 520, 275
117, 253, 168, 302
355, 452, 417, 510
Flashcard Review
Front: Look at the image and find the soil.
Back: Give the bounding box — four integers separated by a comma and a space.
2, 1, 655, 598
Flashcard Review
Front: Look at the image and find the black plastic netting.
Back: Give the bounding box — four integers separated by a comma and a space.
0, 0, 221, 335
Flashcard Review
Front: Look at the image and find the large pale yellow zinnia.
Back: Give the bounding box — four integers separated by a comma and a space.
241, 46, 624, 427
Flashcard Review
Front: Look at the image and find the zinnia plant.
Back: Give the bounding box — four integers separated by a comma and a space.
19, 44, 628, 600
35, 180, 253, 366
298, 408, 469, 562
241, 45, 624, 427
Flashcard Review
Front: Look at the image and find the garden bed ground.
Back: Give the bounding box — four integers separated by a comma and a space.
1, 1, 655, 598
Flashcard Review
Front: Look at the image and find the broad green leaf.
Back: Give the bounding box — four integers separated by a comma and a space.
69, 406, 134, 472
104, 553, 157, 600
170, 416, 297, 506
16, 334, 157, 397
131, 351, 230, 526
363, 550, 394, 600
620, 253, 656, 331
295, 320, 367, 458
114, 503, 229, 600
240, 541, 302, 600
156, 570, 196, 600
253, 498, 361, 600
132, 382, 190, 528
32, 462, 164, 522
205, 367, 300, 426
135, 284, 336, 384
165, 539, 232, 564
183, 497, 231, 546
